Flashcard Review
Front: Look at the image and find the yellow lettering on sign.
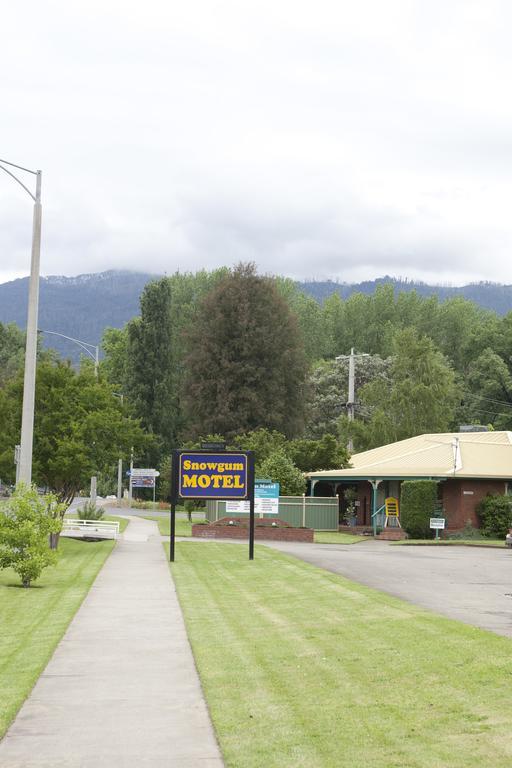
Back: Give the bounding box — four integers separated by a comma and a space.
198, 475, 210, 488
182, 475, 197, 488
223, 476, 234, 488
233, 476, 244, 488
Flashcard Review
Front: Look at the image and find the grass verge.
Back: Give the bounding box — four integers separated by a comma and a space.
143, 515, 207, 537
171, 541, 512, 768
314, 531, 367, 544
0, 537, 116, 738
395, 538, 505, 547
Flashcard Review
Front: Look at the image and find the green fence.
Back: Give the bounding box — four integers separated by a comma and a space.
205, 496, 338, 530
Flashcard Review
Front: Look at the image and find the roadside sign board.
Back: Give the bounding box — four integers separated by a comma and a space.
170, 449, 255, 563
226, 481, 280, 515
430, 518, 446, 529
131, 468, 160, 478
177, 452, 249, 499
132, 476, 155, 488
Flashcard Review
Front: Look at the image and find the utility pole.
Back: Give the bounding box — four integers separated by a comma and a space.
336, 349, 370, 453
347, 347, 355, 424
128, 446, 134, 506
117, 458, 123, 503
18, 169, 42, 486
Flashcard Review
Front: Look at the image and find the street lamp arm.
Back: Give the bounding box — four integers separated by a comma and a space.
40, 330, 98, 362
0, 163, 36, 201
0, 157, 38, 175
39, 328, 98, 362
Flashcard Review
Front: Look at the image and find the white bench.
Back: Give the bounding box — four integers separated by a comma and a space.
61, 519, 120, 540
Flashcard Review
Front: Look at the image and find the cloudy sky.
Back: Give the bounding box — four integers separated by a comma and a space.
1, 0, 512, 286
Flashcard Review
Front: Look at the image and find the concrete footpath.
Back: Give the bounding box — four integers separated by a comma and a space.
0, 517, 223, 768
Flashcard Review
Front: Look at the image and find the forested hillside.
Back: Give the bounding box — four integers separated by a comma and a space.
1, 270, 512, 363
1, 265, 512, 491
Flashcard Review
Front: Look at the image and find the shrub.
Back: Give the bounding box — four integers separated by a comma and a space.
400, 480, 439, 538
0, 484, 63, 587
258, 450, 306, 496
448, 519, 483, 540
477, 495, 512, 538
78, 501, 105, 521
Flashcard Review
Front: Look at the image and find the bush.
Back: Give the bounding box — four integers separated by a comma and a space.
400, 480, 439, 538
0, 485, 63, 587
258, 450, 306, 496
78, 501, 104, 521
477, 495, 512, 538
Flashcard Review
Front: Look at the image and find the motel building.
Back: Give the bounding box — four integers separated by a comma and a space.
307, 431, 512, 533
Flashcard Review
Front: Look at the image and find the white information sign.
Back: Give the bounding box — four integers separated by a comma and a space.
131, 468, 160, 477
226, 482, 280, 516
429, 518, 446, 529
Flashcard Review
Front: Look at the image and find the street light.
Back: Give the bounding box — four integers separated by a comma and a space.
40, 329, 99, 377
0, 158, 42, 487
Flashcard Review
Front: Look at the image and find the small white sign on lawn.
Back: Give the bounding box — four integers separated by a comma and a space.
429, 518, 445, 529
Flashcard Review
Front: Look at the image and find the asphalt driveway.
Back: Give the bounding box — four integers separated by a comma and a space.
265, 540, 512, 638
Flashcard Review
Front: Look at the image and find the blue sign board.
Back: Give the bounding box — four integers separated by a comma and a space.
178, 452, 249, 499
255, 482, 279, 499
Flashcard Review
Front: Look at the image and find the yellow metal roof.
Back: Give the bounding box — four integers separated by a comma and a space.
308, 431, 512, 480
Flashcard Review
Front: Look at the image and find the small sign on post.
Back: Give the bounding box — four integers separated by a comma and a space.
430, 517, 446, 540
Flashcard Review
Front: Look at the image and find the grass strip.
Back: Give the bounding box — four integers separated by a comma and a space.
395, 539, 505, 547
171, 541, 512, 768
0, 536, 117, 738
314, 531, 367, 544
144, 515, 194, 537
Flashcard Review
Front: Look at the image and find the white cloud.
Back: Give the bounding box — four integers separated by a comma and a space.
1, 0, 512, 286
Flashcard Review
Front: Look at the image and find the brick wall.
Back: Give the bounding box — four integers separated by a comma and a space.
192, 524, 314, 542
442, 478, 507, 529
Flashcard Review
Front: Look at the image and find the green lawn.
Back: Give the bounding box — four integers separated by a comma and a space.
0, 537, 116, 738
395, 538, 506, 547
143, 515, 203, 537
314, 531, 367, 544
171, 542, 512, 768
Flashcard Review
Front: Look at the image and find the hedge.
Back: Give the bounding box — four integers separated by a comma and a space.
400, 480, 439, 538
477, 494, 512, 538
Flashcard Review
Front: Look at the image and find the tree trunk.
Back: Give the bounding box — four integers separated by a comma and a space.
49, 531, 60, 550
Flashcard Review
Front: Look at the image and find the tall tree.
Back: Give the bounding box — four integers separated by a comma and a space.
183, 263, 307, 439
125, 279, 177, 454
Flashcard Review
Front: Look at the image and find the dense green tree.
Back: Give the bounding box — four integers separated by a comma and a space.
288, 434, 349, 472
341, 329, 460, 450
125, 279, 177, 455
0, 322, 25, 387
460, 349, 512, 430
0, 362, 147, 505
101, 326, 129, 391
183, 263, 307, 439
257, 450, 306, 496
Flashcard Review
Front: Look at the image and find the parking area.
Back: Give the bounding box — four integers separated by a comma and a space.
266, 539, 512, 638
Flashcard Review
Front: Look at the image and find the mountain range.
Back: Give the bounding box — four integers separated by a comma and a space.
1, 270, 511, 362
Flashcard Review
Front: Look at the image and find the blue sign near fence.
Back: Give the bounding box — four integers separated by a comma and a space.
178, 452, 249, 499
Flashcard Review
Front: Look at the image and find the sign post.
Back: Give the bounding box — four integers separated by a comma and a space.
170, 449, 255, 562
430, 517, 446, 540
